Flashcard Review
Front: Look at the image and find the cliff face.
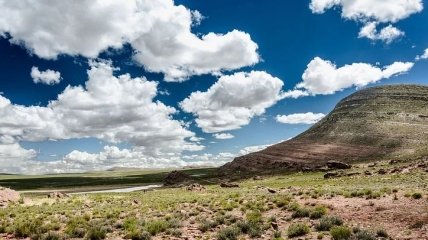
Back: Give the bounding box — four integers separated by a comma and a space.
220, 85, 428, 174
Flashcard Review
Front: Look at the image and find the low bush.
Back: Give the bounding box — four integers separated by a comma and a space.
310, 206, 327, 219
145, 220, 168, 235
217, 226, 240, 240
330, 226, 351, 240
287, 223, 310, 238
86, 225, 107, 240
316, 216, 343, 231
291, 208, 310, 218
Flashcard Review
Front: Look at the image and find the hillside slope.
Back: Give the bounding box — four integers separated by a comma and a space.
221, 85, 428, 173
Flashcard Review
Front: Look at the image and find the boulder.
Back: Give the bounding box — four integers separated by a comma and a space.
324, 172, 340, 179
0, 186, 21, 207
185, 183, 206, 192
164, 170, 190, 186
326, 161, 351, 169
252, 175, 263, 180
220, 182, 239, 188
48, 192, 70, 199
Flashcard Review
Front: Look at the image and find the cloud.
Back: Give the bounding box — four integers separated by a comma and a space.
0, 0, 259, 81
213, 133, 234, 140
30, 67, 61, 85
180, 71, 285, 133
309, 0, 423, 43
276, 112, 326, 124
416, 48, 428, 60
0, 60, 202, 160
358, 22, 404, 44
0, 142, 37, 173
296, 57, 414, 95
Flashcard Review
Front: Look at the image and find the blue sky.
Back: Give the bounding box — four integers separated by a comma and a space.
0, 0, 427, 174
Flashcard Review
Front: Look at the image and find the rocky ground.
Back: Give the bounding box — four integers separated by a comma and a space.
0, 159, 427, 240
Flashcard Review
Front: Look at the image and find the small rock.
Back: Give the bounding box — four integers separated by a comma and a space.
253, 175, 263, 180
185, 183, 206, 192
326, 161, 351, 169
364, 170, 372, 175
324, 172, 339, 179
220, 182, 239, 188
271, 221, 278, 230
47, 192, 69, 199
267, 188, 277, 194
378, 169, 387, 174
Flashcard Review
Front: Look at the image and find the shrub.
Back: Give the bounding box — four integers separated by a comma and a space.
145, 220, 168, 235
353, 230, 375, 240
330, 226, 351, 240
246, 211, 262, 224
310, 206, 327, 219
217, 226, 240, 240
287, 223, 310, 238
86, 226, 106, 240
14, 218, 46, 238
376, 229, 388, 238
316, 216, 343, 231
65, 217, 88, 237
291, 208, 310, 218
126, 230, 151, 240
412, 192, 422, 199
41, 232, 64, 240
198, 219, 216, 232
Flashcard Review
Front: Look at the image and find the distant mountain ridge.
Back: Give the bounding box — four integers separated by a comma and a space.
220, 85, 428, 174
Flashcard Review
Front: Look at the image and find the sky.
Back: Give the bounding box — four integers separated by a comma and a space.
0, 0, 427, 174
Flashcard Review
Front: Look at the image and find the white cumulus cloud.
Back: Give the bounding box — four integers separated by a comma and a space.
30, 67, 61, 85
180, 71, 285, 133
309, 0, 423, 43
276, 112, 326, 124
0, 60, 202, 168
0, 0, 259, 81
416, 48, 428, 60
213, 133, 234, 140
296, 57, 414, 95
358, 22, 404, 44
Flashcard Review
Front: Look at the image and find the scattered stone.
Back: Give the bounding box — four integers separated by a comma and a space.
164, 170, 191, 186
364, 170, 372, 175
368, 163, 377, 167
185, 183, 206, 192
0, 186, 21, 207
378, 169, 387, 175
389, 160, 399, 165
253, 175, 263, 180
324, 172, 339, 179
47, 192, 70, 199
271, 221, 278, 230
326, 161, 351, 169
267, 188, 277, 193
220, 182, 239, 188
133, 199, 140, 205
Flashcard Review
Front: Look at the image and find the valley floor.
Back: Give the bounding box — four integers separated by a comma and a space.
0, 160, 427, 240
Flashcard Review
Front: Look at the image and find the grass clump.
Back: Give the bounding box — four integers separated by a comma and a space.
217, 226, 241, 240
86, 225, 107, 240
316, 216, 343, 231
310, 206, 327, 219
353, 229, 375, 240
145, 220, 168, 235
291, 208, 310, 218
411, 192, 422, 199
330, 226, 351, 240
287, 223, 310, 238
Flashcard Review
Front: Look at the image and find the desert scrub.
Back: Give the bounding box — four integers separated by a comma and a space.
330, 226, 351, 240
126, 230, 151, 240
411, 192, 422, 199
198, 219, 217, 232
217, 226, 241, 240
65, 217, 88, 237
145, 220, 168, 235
316, 216, 343, 231
86, 225, 107, 240
14, 218, 47, 238
310, 205, 327, 219
41, 231, 65, 240
291, 207, 310, 218
287, 223, 310, 238
353, 229, 376, 240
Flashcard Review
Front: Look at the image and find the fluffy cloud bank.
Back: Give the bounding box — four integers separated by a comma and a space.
0, 0, 259, 81
0, 61, 202, 164
310, 0, 423, 43
180, 71, 285, 133
296, 57, 414, 95
30, 67, 61, 85
276, 112, 326, 124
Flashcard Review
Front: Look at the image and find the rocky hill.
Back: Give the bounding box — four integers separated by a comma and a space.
220, 85, 428, 174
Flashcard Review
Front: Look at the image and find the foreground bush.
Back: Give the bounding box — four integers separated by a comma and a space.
316, 216, 343, 231
330, 226, 351, 240
287, 223, 310, 238
217, 226, 240, 240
